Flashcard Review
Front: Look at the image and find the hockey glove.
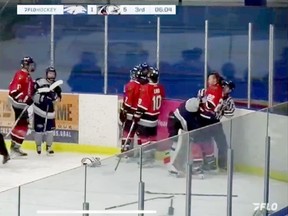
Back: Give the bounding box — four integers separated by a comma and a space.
24, 96, 33, 106
54, 86, 62, 100
133, 110, 143, 123
119, 108, 127, 123
40, 94, 53, 104
47, 91, 58, 101
9, 90, 21, 100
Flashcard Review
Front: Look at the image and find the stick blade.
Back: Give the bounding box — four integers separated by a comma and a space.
50, 80, 64, 90
37, 87, 50, 93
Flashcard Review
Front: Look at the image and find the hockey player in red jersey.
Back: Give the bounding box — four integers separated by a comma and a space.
193, 77, 236, 172
198, 72, 224, 122
8, 56, 35, 156
119, 64, 149, 152
132, 67, 165, 164
0, 133, 10, 164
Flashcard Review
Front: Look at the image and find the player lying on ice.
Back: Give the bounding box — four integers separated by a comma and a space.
167, 72, 236, 177
119, 63, 165, 164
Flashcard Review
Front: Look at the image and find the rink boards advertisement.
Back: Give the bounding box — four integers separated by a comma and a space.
0, 92, 79, 143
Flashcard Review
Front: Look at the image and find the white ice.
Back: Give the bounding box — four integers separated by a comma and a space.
0, 151, 287, 216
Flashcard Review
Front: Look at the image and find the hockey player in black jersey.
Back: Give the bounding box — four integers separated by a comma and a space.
33, 67, 62, 155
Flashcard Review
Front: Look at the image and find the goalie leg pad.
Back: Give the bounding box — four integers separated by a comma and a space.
169, 131, 190, 173
167, 112, 182, 141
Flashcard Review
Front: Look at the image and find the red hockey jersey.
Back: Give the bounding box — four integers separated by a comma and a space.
123, 80, 141, 110
199, 84, 224, 119
137, 83, 165, 127
8, 70, 34, 108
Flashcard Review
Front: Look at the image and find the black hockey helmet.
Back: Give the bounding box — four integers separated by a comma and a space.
222, 80, 235, 95
148, 67, 159, 83
130, 65, 140, 80
222, 80, 235, 90
46, 66, 57, 82
135, 63, 150, 84
21, 56, 36, 72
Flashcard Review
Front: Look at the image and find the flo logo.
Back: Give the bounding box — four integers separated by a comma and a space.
64, 5, 87, 15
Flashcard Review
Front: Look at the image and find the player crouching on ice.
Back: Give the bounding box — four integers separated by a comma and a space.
0, 133, 10, 164
8, 56, 35, 157
33, 67, 62, 155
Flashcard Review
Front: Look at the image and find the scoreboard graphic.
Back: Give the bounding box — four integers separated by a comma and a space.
17, 5, 176, 15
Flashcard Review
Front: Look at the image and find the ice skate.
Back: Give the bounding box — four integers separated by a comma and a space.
36, 145, 41, 155
10, 142, 28, 157
168, 165, 185, 178
203, 156, 218, 173
192, 166, 205, 179
218, 158, 227, 173
46, 146, 54, 156
192, 161, 205, 179
2, 155, 10, 164
218, 165, 227, 173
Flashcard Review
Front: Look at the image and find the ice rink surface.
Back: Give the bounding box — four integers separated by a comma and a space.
0, 151, 287, 216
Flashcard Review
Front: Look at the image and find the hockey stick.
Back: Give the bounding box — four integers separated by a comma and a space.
37, 80, 63, 93
105, 195, 174, 210
145, 191, 238, 198
43, 104, 49, 133
114, 121, 135, 171
5, 105, 29, 138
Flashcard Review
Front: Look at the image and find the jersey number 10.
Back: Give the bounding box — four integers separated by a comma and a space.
152, 95, 162, 111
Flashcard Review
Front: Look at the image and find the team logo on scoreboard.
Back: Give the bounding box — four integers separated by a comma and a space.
64, 5, 87, 15
97, 5, 121, 15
